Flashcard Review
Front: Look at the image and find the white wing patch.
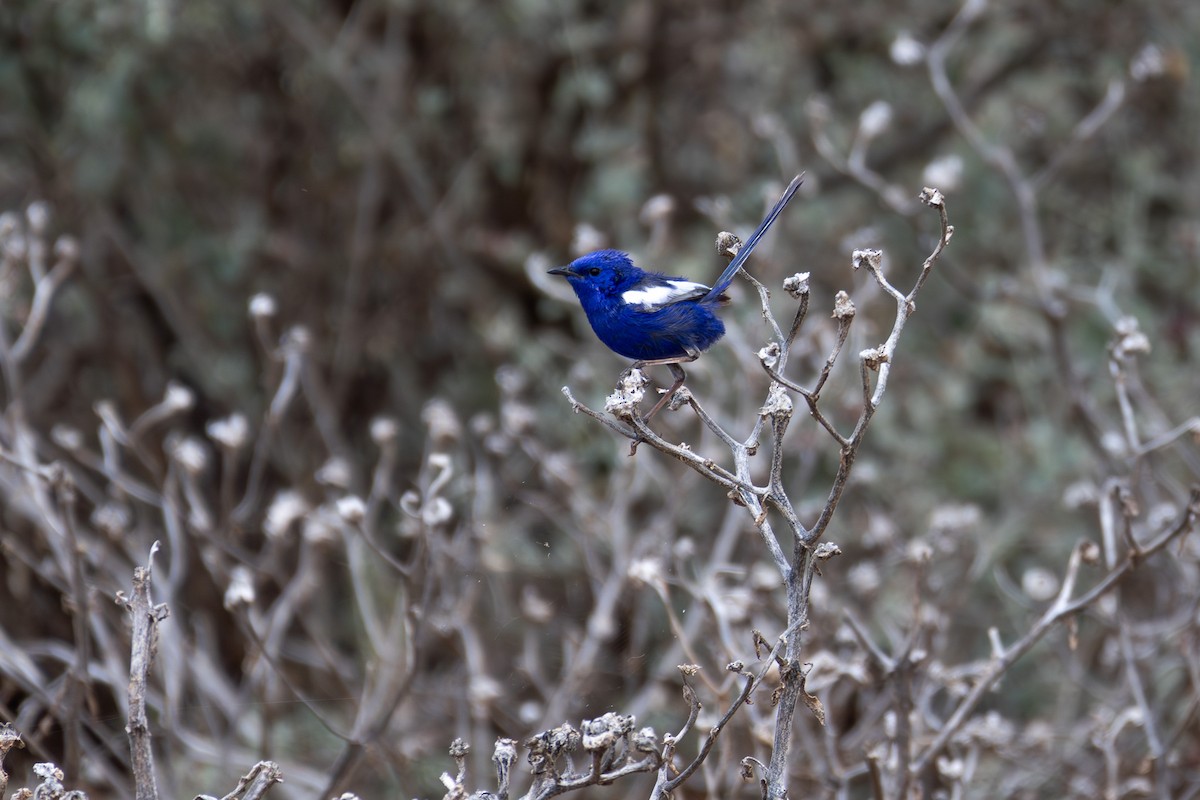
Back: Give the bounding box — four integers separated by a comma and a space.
622, 280, 710, 310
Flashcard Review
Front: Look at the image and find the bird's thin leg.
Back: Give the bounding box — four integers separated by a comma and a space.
630, 354, 696, 421
643, 362, 687, 420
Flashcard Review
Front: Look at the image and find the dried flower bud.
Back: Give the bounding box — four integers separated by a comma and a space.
833, 291, 856, 320
1100, 430, 1127, 457
571, 223, 606, 256
919, 187, 946, 208
1112, 316, 1151, 358
639, 194, 675, 225
469, 675, 502, 707
501, 400, 536, 435
782, 272, 810, 299
1021, 567, 1060, 602
1062, 480, 1098, 509
1130, 44, 1166, 81
520, 586, 554, 624
224, 566, 256, 609
336, 495, 366, 523
858, 101, 893, 140
282, 325, 311, 352
163, 381, 195, 412
0, 211, 19, 238
851, 248, 883, 272
958, 710, 1015, 748
315, 456, 353, 489
263, 490, 309, 539
170, 436, 209, 474
581, 713, 634, 752
906, 539, 933, 563
716, 231, 742, 260
890, 31, 925, 65
53, 236, 80, 263
936, 756, 965, 780
51, 424, 84, 451
604, 369, 647, 419
929, 503, 982, 535
303, 506, 339, 544
813, 541, 841, 561
448, 738, 470, 759
627, 557, 664, 587
92, 502, 132, 538
401, 491, 453, 528
632, 727, 659, 753
848, 562, 882, 595
248, 293, 277, 318
759, 383, 793, 418
922, 155, 964, 192
369, 415, 399, 445
25, 201, 51, 234
517, 702, 542, 724
33, 762, 66, 782
860, 346, 888, 370
207, 413, 250, 450
3, 231, 27, 262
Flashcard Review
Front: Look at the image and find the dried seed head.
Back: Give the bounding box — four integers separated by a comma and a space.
224, 566, 256, 609
639, 193, 676, 224
851, 248, 883, 272
169, 436, 209, 474
207, 413, 250, 450
923, 155, 964, 192
25, 201, 51, 234
248, 293, 277, 318
163, 381, 195, 412
782, 272, 810, 299
336, 495, 366, 524
51, 424, 84, 451
53, 235, 80, 263
315, 456, 353, 489
1021, 567, 1060, 602
833, 291, 856, 320
716, 231, 742, 260
890, 31, 925, 65
604, 369, 647, 419
263, 489, 310, 539
919, 187, 946, 208
370, 415, 399, 445
858, 101, 893, 140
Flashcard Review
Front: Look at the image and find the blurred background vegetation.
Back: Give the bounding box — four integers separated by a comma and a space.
1, 0, 1198, 797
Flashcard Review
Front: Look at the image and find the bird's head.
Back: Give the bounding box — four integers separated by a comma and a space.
548, 250, 642, 298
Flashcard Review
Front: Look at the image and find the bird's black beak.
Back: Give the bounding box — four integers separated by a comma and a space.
548, 266, 573, 277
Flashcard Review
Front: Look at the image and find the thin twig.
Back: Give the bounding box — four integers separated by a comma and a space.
124, 543, 168, 800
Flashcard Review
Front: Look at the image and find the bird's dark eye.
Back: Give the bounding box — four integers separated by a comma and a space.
588, 267, 601, 277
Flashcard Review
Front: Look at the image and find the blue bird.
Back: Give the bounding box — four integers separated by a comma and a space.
550, 174, 803, 419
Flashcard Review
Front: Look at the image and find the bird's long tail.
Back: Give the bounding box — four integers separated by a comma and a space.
703, 173, 804, 301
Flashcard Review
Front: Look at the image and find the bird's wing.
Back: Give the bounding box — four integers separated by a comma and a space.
621, 279, 711, 311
